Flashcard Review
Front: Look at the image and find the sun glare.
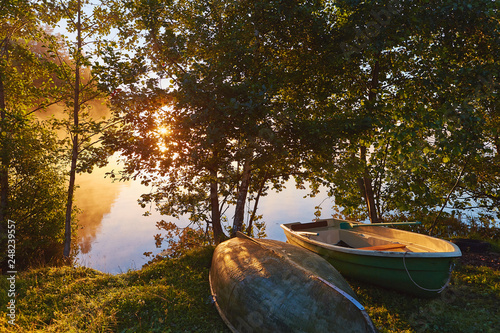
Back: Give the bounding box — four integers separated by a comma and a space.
155, 126, 171, 153
157, 126, 171, 136
153, 105, 174, 153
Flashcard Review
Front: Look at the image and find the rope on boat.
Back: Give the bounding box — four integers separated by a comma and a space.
402, 251, 453, 293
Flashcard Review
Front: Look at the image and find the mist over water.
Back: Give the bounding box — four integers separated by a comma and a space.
75, 167, 125, 255
74, 160, 335, 274
38, 103, 335, 274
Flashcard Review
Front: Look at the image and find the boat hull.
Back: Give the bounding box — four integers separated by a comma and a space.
281, 219, 462, 297
209, 233, 377, 333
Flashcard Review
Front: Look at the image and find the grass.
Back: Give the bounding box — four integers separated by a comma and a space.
349, 263, 500, 333
0, 246, 229, 333
1, 246, 499, 332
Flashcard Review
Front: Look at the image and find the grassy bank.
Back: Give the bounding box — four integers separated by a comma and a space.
1, 246, 499, 332
1, 246, 229, 332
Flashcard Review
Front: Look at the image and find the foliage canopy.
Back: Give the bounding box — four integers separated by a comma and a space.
102, 0, 373, 241
98, 0, 500, 241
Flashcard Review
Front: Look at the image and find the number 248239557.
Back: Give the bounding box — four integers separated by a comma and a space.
7, 220, 16, 268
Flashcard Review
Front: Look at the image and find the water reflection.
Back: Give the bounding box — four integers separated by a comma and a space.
75, 163, 335, 274
41, 103, 335, 273
74, 160, 174, 273
75, 167, 125, 254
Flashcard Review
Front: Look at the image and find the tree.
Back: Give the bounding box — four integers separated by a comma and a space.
8, 121, 68, 268
102, 0, 371, 242
0, 0, 70, 269
55, 0, 116, 258
323, 0, 499, 232
1, 0, 58, 230
1, 0, 116, 265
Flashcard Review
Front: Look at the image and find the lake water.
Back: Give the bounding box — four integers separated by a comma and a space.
75, 159, 335, 274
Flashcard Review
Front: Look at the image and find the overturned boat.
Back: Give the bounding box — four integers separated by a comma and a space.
209, 232, 377, 333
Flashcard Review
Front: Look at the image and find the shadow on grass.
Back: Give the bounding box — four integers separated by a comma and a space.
349, 262, 499, 333
2, 246, 498, 333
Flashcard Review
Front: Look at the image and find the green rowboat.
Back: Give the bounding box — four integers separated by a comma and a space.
209, 232, 377, 333
281, 218, 462, 297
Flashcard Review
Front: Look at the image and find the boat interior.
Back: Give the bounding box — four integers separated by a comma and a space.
287, 219, 456, 253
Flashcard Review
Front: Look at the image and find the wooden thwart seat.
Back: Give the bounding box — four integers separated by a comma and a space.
358, 243, 407, 251
290, 220, 328, 231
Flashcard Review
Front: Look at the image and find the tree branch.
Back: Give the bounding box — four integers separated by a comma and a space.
429, 158, 469, 236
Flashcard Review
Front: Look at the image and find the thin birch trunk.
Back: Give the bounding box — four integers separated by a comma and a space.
63, 1, 82, 258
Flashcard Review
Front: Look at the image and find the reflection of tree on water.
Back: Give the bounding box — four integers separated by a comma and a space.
75, 166, 125, 254
41, 103, 122, 256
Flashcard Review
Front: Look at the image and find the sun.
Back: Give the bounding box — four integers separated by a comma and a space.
157, 126, 171, 136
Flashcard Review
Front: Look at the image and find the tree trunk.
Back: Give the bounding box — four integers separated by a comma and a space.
64, 143, 78, 258
246, 172, 267, 235
495, 134, 500, 157
359, 147, 380, 224
232, 159, 251, 237
63, 1, 82, 259
364, 176, 379, 223
209, 170, 225, 244
358, 58, 381, 224
429, 160, 468, 236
